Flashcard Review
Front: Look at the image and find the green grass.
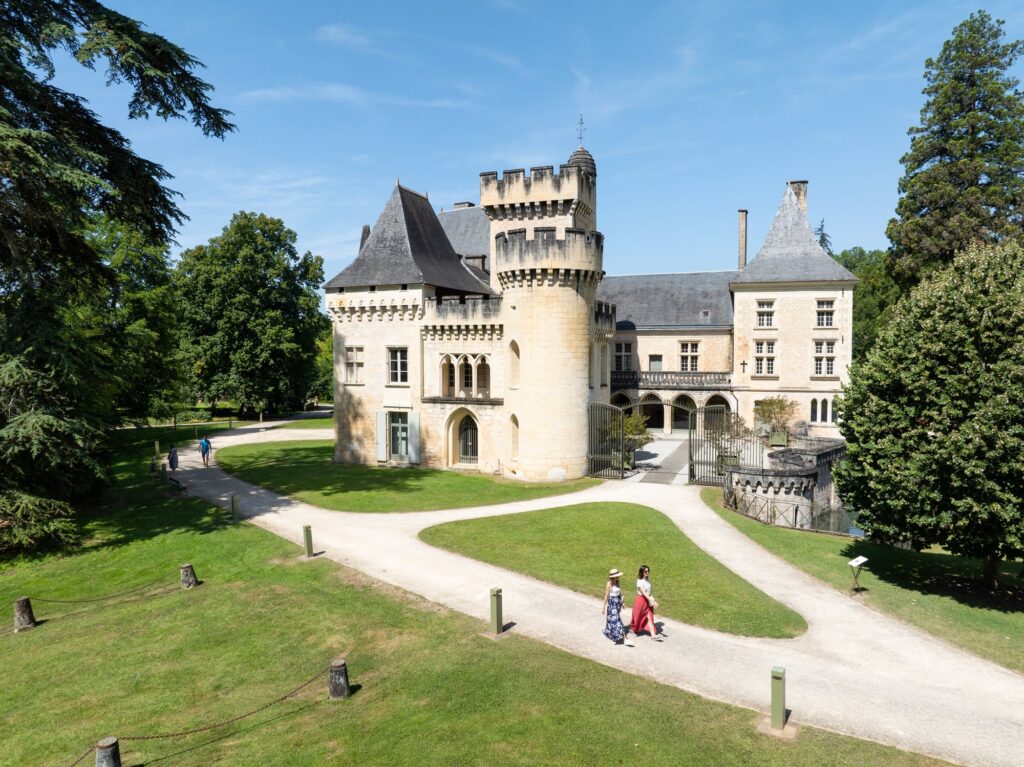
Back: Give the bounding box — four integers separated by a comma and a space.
701, 488, 1024, 673
0, 446, 948, 765
215, 440, 599, 512
274, 416, 334, 429
421, 503, 806, 638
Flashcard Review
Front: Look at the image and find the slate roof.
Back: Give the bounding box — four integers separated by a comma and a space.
598, 271, 737, 329
733, 186, 856, 284
438, 205, 489, 259
325, 186, 493, 294
567, 145, 597, 177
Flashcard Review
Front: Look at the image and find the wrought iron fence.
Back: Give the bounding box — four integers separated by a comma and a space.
688, 407, 764, 485
724, 486, 856, 534
587, 402, 625, 478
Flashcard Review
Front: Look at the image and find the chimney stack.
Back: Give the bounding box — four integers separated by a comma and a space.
738, 209, 748, 269
359, 224, 371, 252
787, 180, 808, 216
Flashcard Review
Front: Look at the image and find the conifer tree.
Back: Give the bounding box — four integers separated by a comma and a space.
886, 11, 1024, 286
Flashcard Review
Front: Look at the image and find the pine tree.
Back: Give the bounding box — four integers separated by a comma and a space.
886, 11, 1024, 286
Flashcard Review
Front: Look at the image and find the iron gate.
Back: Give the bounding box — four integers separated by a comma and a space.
587, 402, 625, 478
688, 406, 764, 485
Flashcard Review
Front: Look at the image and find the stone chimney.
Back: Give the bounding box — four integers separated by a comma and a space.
359, 224, 371, 252
788, 180, 808, 216
737, 209, 748, 269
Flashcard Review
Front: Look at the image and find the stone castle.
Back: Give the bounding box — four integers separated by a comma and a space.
325, 143, 855, 481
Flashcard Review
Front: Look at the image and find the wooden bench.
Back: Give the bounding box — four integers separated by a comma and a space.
167, 476, 187, 496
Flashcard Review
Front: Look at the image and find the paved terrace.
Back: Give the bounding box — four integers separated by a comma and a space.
173, 424, 1024, 767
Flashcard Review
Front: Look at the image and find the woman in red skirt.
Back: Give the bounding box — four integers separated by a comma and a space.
630, 564, 662, 641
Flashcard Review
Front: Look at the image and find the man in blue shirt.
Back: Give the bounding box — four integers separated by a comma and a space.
198, 436, 212, 468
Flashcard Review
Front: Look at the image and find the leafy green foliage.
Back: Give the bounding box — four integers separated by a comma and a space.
835, 247, 903, 361
754, 396, 798, 432
175, 213, 328, 414
834, 242, 1024, 580
623, 411, 653, 468
887, 11, 1024, 286
308, 325, 335, 404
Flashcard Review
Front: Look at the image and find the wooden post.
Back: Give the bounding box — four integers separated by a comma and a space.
329, 658, 351, 700
228, 416, 233, 429
490, 588, 503, 635
303, 526, 313, 558
14, 597, 36, 632
179, 563, 199, 589
95, 736, 122, 767
231, 494, 240, 523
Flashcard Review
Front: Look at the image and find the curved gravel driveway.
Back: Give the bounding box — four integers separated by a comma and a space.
176, 424, 1024, 767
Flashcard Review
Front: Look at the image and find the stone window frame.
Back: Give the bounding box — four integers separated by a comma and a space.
387, 346, 408, 385
345, 345, 364, 384
754, 340, 776, 376
679, 341, 699, 372
756, 299, 775, 328
816, 299, 835, 328
813, 340, 836, 376
614, 342, 633, 372
648, 354, 663, 372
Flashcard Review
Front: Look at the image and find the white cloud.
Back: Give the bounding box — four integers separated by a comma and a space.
314, 23, 374, 50
236, 83, 470, 109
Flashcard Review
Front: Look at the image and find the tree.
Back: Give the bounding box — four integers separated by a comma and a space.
0, 2, 232, 554
834, 247, 902, 361
814, 219, 833, 256
622, 411, 653, 470
886, 11, 1024, 287
308, 325, 335, 405
754, 396, 799, 432
176, 213, 328, 414
834, 241, 1024, 583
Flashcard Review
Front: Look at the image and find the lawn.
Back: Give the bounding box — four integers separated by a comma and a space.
421, 503, 806, 638
275, 416, 333, 429
215, 440, 599, 512
0, 445, 947, 766
701, 488, 1024, 673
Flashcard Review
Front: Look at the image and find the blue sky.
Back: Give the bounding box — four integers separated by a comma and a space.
55, 1, 1024, 281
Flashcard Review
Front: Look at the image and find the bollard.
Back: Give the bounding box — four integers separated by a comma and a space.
303, 525, 314, 558
153, 440, 160, 458
228, 416, 233, 429
329, 658, 351, 700
490, 587, 503, 635
14, 597, 36, 632
95, 736, 121, 767
180, 563, 199, 589
231, 494, 240, 523
771, 666, 786, 730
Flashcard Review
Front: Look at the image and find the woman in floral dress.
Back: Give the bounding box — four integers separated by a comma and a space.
601, 568, 634, 646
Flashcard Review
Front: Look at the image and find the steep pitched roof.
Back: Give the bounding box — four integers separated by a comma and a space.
598, 271, 737, 329
438, 205, 489, 258
325, 186, 493, 293
733, 186, 856, 284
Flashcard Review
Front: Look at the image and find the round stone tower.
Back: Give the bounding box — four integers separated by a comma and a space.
480, 145, 603, 481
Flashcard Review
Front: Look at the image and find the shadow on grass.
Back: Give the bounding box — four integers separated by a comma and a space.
839, 539, 1024, 613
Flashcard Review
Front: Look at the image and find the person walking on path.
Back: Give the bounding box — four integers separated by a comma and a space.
631, 565, 662, 641
601, 568, 635, 646
168, 444, 179, 472
198, 435, 212, 468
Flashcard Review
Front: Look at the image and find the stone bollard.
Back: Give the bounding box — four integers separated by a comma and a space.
329, 658, 351, 700
14, 597, 36, 632
180, 563, 199, 589
771, 666, 786, 730
154, 440, 160, 458
95, 736, 121, 767
490, 588, 503, 635
303, 525, 313, 559
231, 494, 240, 523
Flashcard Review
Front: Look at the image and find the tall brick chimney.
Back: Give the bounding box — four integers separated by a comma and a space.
737, 209, 748, 269
787, 180, 808, 216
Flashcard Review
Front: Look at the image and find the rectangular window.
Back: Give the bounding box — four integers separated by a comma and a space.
462, 363, 473, 390
388, 347, 408, 384
345, 346, 364, 383
817, 300, 835, 327
754, 341, 775, 376
649, 354, 663, 372
614, 342, 632, 372
679, 342, 699, 372
447, 362, 455, 390
757, 300, 775, 328
814, 340, 836, 376
389, 412, 408, 460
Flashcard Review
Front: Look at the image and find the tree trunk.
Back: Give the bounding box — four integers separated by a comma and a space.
982, 557, 999, 586
13, 597, 35, 632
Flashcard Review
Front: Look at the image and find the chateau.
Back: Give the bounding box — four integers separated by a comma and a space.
325, 144, 855, 481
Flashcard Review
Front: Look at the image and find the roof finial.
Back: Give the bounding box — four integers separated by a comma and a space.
576, 113, 586, 146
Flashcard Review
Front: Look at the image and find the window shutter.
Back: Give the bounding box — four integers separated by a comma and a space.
408, 413, 421, 464
376, 412, 388, 462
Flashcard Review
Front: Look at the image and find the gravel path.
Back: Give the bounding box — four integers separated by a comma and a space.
174, 424, 1024, 767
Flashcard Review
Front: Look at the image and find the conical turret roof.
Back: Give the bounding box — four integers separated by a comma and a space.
567, 145, 596, 177
733, 186, 855, 284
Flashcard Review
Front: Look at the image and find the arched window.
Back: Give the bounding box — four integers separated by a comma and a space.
821, 398, 829, 423
458, 357, 473, 396
458, 416, 479, 464
440, 355, 454, 397
509, 341, 520, 388
810, 399, 818, 422
831, 400, 838, 423
476, 358, 490, 397
509, 414, 519, 459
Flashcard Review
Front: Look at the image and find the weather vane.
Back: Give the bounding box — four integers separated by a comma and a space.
577, 113, 586, 146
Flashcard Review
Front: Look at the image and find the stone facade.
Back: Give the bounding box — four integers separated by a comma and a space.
325, 145, 855, 481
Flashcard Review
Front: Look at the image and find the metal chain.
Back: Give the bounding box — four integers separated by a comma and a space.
65, 744, 95, 767
33, 568, 180, 604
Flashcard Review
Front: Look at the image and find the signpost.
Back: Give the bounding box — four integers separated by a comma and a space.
848, 555, 868, 593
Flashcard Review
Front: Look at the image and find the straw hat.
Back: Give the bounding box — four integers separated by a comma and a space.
608, 568, 624, 579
